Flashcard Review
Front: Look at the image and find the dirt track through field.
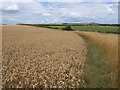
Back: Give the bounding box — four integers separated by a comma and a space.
2, 25, 87, 88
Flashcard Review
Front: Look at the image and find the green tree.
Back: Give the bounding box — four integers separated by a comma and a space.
64, 25, 73, 31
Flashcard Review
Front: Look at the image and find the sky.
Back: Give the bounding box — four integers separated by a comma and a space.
0, 0, 120, 24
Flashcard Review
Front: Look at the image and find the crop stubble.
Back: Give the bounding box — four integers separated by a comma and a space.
2, 25, 87, 88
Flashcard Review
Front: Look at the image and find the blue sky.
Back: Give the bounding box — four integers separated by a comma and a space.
1, 0, 119, 24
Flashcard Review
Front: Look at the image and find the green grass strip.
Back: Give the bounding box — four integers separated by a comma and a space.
77, 33, 111, 88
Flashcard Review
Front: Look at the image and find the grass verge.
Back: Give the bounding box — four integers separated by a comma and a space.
77, 33, 112, 88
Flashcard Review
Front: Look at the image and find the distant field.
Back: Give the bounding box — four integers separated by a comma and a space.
18, 24, 119, 34
47, 26, 64, 29
47, 25, 119, 34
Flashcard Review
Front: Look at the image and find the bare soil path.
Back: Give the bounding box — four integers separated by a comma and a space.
2, 25, 87, 88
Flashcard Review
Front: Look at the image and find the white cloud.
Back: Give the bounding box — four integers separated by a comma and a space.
1, 0, 34, 2
5, 4, 19, 11
2, 0, 119, 2
106, 6, 115, 14
2, 1, 19, 11
42, 13, 51, 16
70, 12, 82, 17
34, 0, 119, 2
1, 1, 118, 24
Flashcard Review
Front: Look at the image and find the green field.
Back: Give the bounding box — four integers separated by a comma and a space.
47, 26, 64, 29
47, 25, 119, 34
19, 24, 119, 34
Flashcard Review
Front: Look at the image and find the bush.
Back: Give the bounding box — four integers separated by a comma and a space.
63, 25, 73, 31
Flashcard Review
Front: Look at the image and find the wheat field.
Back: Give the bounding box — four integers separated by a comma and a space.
2, 25, 87, 88
1, 25, 118, 88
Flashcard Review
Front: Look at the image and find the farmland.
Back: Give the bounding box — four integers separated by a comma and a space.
2, 25, 87, 88
1, 0, 119, 88
47, 25, 119, 34
1, 25, 118, 88
76, 32, 118, 88
22, 24, 119, 34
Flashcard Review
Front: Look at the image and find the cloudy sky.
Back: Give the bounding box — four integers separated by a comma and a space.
1, 0, 119, 24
